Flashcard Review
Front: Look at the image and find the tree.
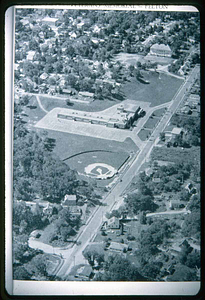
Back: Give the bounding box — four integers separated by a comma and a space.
160, 132, 166, 142
185, 250, 200, 268
141, 262, 161, 279
19, 94, 30, 106
125, 192, 157, 215
139, 211, 147, 224
95, 255, 145, 281
13, 266, 31, 280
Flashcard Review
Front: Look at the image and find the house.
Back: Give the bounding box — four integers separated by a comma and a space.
185, 183, 197, 194
169, 200, 184, 210
152, 177, 161, 183
75, 265, 93, 280
42, 16, 58, 28
79, 91, 94, 98
171, 127, 183, 137
106, 216, 120, 229
150, 43, 172, 57
62, 88, 73, 95
40, 73, 49, 81
62, 194, 77, 206
145, 167, 154, 177
43, 202, 53, 216
48, 85, 56, 95
26, 51, 36, 61
68, 207, 82, 217
109, 242, 128, 252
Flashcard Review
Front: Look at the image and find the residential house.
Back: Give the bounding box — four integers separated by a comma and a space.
152, 177, 161, 183
42, 16, 58, 28
79, 91, 94, 98
109, 242, 128, 253
62, 194, 77, 206
171, 127, 183, 137
185, 183, 197, 194
75, 265, 93, 280
43, 202, 53, 216
48, 85, 56, 95
40, 72, 49, 81
26, 51, 36, 61
106, 216, 120, 229
169, 200, 184, 210
68, 207, 82, 218
145, 167, 154, 177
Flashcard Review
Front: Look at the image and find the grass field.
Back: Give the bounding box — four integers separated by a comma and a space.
138, 128, 152, 141
39, 96, 122, 113
123, 70, 183, 107
22, 96, 46, 123
152, 107, 166, 117
144, 117, 159, 129
39, 129, 138, 159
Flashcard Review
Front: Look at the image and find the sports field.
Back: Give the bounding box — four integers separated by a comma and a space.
64, 150, 129, 178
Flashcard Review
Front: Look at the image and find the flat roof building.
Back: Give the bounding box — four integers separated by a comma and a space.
57, 102, 142, 129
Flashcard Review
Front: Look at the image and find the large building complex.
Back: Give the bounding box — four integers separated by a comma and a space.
57, 102, 144, 129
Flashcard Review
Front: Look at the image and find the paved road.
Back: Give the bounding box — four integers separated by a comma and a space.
55, 65, 199, 278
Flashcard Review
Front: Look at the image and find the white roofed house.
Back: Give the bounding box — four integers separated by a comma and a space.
171, 127, 183, 137
105, 216, 120, 230
62, 194, 77, 207
109, 242, 128, 253
42, 16, 58, 28
40, 72, 49, 81
150, 43, 172, 57
26, 51, 36, 61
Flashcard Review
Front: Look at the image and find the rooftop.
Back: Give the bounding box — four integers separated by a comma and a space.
171, 127, 182, 135
151, 43, 171, 51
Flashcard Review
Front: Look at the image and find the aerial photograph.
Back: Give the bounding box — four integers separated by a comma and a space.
13, 7, 200, 282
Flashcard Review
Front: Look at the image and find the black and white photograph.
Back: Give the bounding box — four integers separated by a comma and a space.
5, 4, 201, 296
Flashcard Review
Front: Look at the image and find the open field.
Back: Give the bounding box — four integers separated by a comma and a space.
37, 129, 138, 160
22, 96, 46, 123
144, 54, 174, 65
138, 128, 152, 141
144, 117, 159, 129
39, 95, 122, 113
114, 53, 144, 66
123, 70, 183, 107
151, 146, 200, 164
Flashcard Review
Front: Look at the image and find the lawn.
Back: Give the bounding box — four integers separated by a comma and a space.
138, 128, 152, 141
144, 117, 159, 129
122, 70, 183, 107
39, 95, 122, 113
37, 129, 138, 160
151, 146, 200, 164
22, 96, 46, 123
152, 107, 166, 117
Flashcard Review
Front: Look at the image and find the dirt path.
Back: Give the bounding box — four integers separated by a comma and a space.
35, 95, 48, 113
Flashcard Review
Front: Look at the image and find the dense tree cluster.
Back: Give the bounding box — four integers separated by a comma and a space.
95, 255, 146, 281
13, 118, 94, 203
170, 114, 200, 147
